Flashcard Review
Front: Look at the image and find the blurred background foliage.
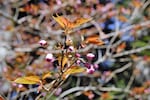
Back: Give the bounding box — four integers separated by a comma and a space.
0, 0, 150, 100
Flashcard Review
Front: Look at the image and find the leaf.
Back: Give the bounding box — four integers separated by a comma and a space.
53, 14, 92, 30
131, 40, 147, 48
85, 35, 104, 45
116, 42, 126, 53
73, 18, 92, 28
140, 50, 150, 56
14, 76, 40, 84
42, 72, 52, 80
62, 66, 86, 80
52, 14, 69, 29
58, 55, 68, 69
118, 15, 127, 22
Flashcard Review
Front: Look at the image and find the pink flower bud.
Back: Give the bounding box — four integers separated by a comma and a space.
18, 84, 23, 88
93, 64, 99, 69
75, 53, 81, 58
76, 60, 81, 64
68, 46, 74, 51
46, 53, 54, 62
86, 53, 95, 60
39, 40, 47, 46
84, 63, 91, 69
86, 65, 95, 74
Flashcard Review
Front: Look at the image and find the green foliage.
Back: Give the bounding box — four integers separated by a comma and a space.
131, 40, 147, 48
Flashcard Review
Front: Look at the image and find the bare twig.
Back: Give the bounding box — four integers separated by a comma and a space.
113, 45, 150, 58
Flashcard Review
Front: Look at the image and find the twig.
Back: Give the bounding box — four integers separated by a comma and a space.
105, 62, 132, 83
113, 45, 150, 58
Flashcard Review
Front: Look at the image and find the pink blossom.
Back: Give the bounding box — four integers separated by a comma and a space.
86, 65, 95, 74
68, 46, 74, 51
18, 84, 23, 88
45, 53, 54, 62
86, 53, 95, 60
76, 60, 81, 64
39, 40, 47, 46
75, 53, 81, 58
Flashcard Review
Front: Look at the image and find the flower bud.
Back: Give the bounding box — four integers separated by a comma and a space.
39, 40, 47, 46
18, 84, 23, 88
45, 53, 54, 62
75, 53, 81, 58
86, 65, 95, 74
68, 46, 74, 51
84, 63, 91, 69
76, 60, 81, 64
93, 64, 99, 69
86, 53, 95, 60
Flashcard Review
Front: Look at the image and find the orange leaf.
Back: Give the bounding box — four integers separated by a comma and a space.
53, 14, 92, 30
14, 76, 40, 84
72, 17, 92, 28
53, 14, 69, 29
116, 42, 126, 53
62, 66, 86, 80
85, 35, 104, 45
132, 87, 145, 94
132, 0, 142, 8
118, 15, 128, 22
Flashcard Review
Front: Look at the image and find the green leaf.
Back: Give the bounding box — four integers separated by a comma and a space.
116, 79, 125, 88
143, 36, 150, 42
131, 40, 147, 48
140, 50, 150, 56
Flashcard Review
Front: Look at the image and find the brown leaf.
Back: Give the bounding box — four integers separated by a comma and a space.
53, 14, 92, 30
85, 35, 104, 45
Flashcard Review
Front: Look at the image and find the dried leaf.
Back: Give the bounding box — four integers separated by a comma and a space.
62, 66, 86, 79
85, 35, 104, 45
52, 14, 69, 29
14, 76, 40, 84
53, 14, 92, 30
116, 42, 126, 53
73, 18, 92, 28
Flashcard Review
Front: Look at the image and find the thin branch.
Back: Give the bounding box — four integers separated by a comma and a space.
105, 62, 132, 83
113, 45, 150, 58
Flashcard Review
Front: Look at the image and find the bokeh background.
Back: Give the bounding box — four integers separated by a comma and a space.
0, 0, 150, 100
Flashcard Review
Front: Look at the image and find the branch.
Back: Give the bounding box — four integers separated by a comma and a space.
113, 45, 150, 58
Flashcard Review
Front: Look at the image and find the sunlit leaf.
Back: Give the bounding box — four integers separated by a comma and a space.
42, 72, 52, 80
53, 14, 92, 30
58, 55, 68, 69
73, 18, 92, 28
62, 66, 86, 79
52, 14, 69, 29
14, 76, 40, 84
